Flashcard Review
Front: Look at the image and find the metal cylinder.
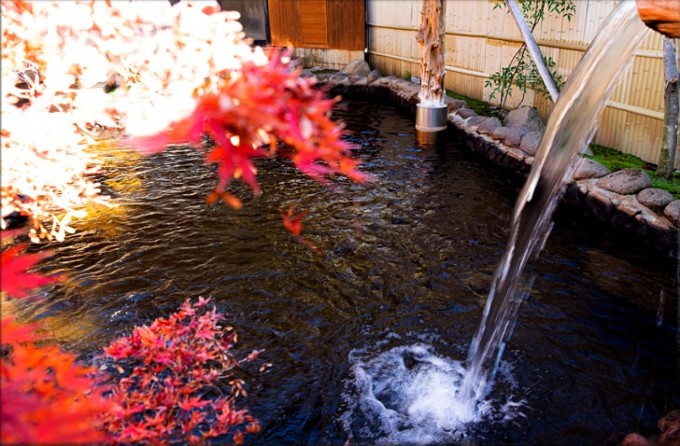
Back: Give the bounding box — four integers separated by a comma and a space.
415, 104, 448, 132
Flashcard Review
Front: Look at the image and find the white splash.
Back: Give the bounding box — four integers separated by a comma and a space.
341, 341, 526, 445
418, 99, 446, 109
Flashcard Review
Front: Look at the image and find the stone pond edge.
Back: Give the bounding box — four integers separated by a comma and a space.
316, 72, 678, 258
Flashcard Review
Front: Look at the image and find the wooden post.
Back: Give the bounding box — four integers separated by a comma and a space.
416, 0, 446, 106
635, 0, 680, 38
656, 37, 679, 177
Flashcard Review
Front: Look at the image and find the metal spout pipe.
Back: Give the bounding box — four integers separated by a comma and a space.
636, 0, 680, 38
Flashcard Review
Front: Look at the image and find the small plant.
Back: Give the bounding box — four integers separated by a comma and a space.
485, 0, 575, 112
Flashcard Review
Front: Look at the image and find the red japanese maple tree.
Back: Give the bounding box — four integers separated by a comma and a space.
1, 316, 111, 444
1, 0, 365, 241
1, 242, 263, 444
1, 0, 368, 442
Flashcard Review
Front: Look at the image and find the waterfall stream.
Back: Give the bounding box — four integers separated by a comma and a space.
459, 0, 651, 407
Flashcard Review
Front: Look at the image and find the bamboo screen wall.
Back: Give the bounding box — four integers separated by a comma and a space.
367, 0, 680, 167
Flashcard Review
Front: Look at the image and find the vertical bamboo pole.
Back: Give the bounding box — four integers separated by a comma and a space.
505, 0, 560, 102
416, 0, 446, 106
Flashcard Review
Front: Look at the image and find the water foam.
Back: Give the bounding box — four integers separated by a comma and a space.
341, 340, 526, 445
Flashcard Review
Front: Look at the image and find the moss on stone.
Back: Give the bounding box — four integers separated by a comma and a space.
588, 144, 680, 198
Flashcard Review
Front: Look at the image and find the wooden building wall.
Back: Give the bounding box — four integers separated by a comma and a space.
268, 0, 364, 50
367, 0, 680, 167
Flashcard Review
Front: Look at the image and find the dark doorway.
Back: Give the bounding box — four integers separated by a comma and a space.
221, 0, 269, 46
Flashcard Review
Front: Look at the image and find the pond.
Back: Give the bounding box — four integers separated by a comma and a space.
26, 98, 678, 444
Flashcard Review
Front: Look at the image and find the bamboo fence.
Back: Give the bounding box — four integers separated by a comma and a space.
367, 0, 680, 167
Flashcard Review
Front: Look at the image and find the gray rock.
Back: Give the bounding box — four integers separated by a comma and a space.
616, 195, 649, 217
519, 131, 543, 156
622, 433, 652, 446
492, 126, 509, 140
503, 106, 545, 132
456, 108, 478, 119
340, 59, 371, 77
352, 76, 368, 86
586, 186, 619, 221
315, 72, 333, 81
329, 72, 348, 83
663, 200, 680, 226
478, 117, 502, 135
367, 69, 382, 84
576, 178, 598, 194
572, 158, 610, 180
445, 98, 468, 111
595, 169, 652, 195
637, 188, 674, 213
467, 116, 486, 126
300, 69, 314, 78
348, 74, 367, 84
380, 75, 399, 85
393, 80, 420, 101
505, 147, 526, 165
388, 77, 406, 90
658, 409, 680, 446
493, 126, 528, 146
506, 127, 529, 146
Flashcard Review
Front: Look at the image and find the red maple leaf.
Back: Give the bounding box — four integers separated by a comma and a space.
278, 206, 307, 236
278, 206, 321, 255
0, 243, 61, 299
1, 316, 37, 347
100, 298, 260, 444
126, 50, 368, 209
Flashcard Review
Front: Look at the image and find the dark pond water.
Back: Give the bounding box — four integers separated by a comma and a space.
26, 98, 678, 444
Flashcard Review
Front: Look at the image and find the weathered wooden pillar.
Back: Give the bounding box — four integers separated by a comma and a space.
415, 0, 447, 132
416, 0, 446, 105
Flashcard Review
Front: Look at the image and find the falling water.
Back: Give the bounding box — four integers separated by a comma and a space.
459, 1, 651, 406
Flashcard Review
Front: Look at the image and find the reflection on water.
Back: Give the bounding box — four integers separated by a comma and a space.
26, 99, 678, 444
